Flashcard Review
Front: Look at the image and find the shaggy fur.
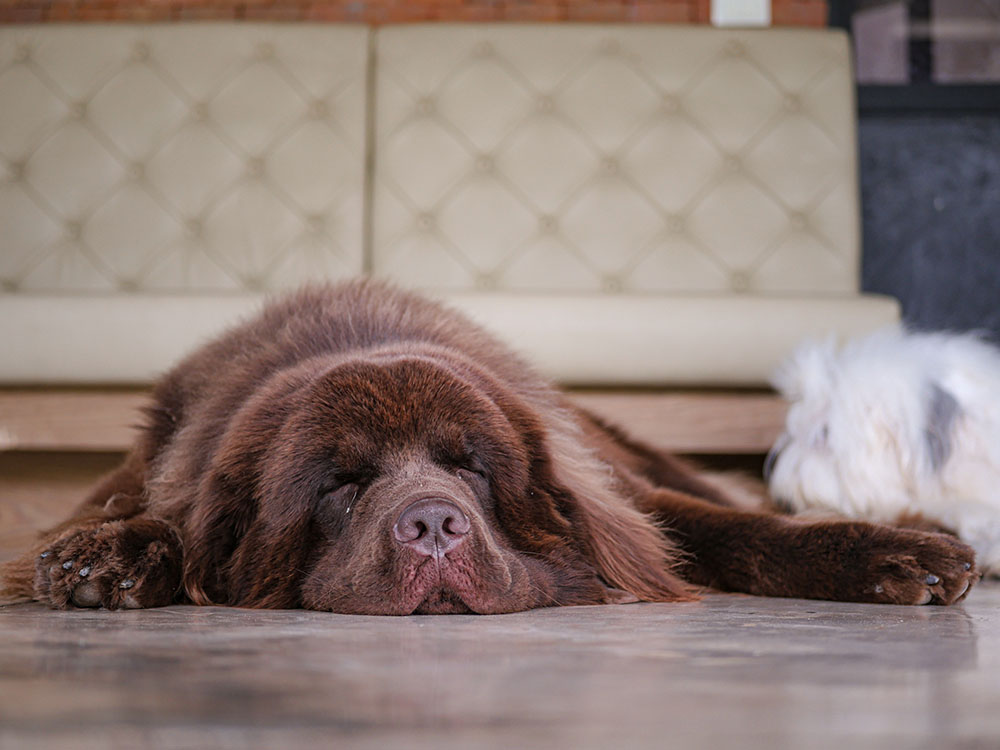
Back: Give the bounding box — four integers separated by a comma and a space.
769, 326, 1000, 576
0, 283, 980, 613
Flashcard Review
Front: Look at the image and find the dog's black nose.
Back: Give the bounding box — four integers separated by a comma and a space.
393, 498, 470, 558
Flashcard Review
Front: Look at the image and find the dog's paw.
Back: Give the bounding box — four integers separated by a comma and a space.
857, 528, 979, 605
34, 519, 182, 609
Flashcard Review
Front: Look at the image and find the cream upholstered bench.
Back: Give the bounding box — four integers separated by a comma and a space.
0, 23, 899, 454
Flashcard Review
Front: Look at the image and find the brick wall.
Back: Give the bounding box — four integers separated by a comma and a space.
0, 0, 828, 26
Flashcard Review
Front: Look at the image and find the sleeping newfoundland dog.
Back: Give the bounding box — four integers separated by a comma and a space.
1, 281, 979, 613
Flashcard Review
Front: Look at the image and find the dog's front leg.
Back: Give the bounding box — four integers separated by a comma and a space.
640, 488, 979, 605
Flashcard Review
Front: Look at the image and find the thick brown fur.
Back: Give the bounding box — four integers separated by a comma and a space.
0, 281, 980, 612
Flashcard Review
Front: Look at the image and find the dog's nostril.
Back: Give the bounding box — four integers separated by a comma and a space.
393, 498, 470, 556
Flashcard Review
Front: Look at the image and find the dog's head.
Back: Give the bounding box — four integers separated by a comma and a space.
179, 346, 685, 613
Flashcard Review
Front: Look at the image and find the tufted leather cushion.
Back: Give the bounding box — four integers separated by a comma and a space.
0, 23, 900, 386
0, 24, 368, 293
371, 25, 863, 295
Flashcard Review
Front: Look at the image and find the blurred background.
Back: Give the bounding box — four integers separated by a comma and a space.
1, 1, 997, 337
0, 1, 998, 539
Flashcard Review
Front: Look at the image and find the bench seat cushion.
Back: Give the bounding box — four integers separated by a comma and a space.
0, 292, 899, 386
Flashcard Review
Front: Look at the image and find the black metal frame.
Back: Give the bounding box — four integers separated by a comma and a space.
829, 0, 1000, 114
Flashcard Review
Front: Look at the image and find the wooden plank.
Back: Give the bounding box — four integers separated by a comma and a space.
0, 389, 148, 452
569, 390, 787, 454
0, 388, 788, 454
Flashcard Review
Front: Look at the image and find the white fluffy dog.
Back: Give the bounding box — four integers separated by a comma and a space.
767, 326, 1000, 576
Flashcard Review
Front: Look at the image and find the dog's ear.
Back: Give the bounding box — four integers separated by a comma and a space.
772, 336, 837, 403
924, 382, 960, 472
540, 419, 694, 603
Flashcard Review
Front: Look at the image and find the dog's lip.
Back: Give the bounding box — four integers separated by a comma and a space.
402, 554, 486, 614
412, 587, 474, 614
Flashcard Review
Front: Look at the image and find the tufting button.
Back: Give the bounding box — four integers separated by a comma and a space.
310, 100, 328, 119
132, 42, 149, 62
417, 212, 435, 231
70, 102, 87, 120
538, 215, 557, 234
724, 155, 741, 173
730, 270, 751, 291
661, 94, 680, 113
476, 273, 497, 290
243, 274, 265, 291
476, 154, 494, 173
191, 102, 209, 121
725, 40, 744, 57
7, 161, 24, 181
536, 95, 555, 114
185, 218, 203, 238
13, 44, 30, 63
473, 41, 494, 57
118, 278, 139, 292
601, 156, 619, 175
127, 162, 144, 181
1, 279, 19, 292
307, 214, 325, 233
666, 214, 684, 233
602, 275, 623, 293
784, 94, 801, 112
790, 212, 807, 230
417, 97, 435, 116
247, 158, 265, 178
256, 42, 274, 60
65, 220, 83, 241
601, 38, 620, 54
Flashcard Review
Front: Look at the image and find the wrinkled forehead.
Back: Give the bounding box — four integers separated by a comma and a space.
297, 355, 510, 470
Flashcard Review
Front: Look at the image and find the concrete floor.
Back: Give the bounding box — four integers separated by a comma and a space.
1, 584, 998, 750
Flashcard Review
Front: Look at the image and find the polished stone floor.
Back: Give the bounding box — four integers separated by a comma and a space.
1, 584, 998, 750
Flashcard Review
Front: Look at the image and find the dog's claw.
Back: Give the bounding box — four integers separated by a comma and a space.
61, 560, 74, 570
925, 574, 940, 585
119, 579, 135, 590
78, 566, 91, 577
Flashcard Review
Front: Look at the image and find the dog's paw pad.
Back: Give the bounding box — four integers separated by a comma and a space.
32, 521, 182, 610
71, 581, 103, 608
865, 531, 979, 605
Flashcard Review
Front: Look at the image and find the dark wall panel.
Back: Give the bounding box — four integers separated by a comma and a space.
859, 115, 1000, 339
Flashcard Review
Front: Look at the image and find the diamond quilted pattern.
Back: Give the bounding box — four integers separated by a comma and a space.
87, 66, 189, 160
687, 174, 788, 269
0, 25, 367, 293
372, 25, 861, 295
27, 122, 126, 219
85, 185, 179, 281
0, 183, 61, 281
0, 65, 68, 157
744, 115, 841, 208
622, 118, 724, 212
145, 124, 244, 217
437, 60, 535, 150
683, 57, 784, 153
498, 118, 594, 211
559, 56, 662, 149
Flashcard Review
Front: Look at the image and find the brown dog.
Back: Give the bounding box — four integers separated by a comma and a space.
0, 281, 979, 613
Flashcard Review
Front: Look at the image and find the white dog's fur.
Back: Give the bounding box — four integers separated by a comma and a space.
768, 326, 1000, 576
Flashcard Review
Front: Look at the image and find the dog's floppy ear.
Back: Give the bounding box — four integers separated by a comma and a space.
924, 382, 960, 472
542, 417, 694, 603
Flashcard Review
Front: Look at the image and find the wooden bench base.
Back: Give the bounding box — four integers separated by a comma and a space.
0, 388, 787, 455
